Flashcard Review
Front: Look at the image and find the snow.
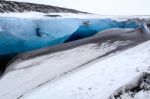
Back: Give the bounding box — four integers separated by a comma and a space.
0, 6, 149, 99
18, 40, 150, 99
0, 12, 96, 19
0, 12, 46, 19
0, 12, 150, 20
0, 40, 133, 99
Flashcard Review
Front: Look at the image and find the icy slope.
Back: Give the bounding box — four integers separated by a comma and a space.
19, 40, 150, 99
0, 27, 148, 99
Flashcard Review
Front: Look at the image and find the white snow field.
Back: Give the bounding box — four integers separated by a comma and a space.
0, 12, 99, 19
0, 1, 150, 99
0, 12, 150, 20
17, 40, 150, 99
0, 39, 133, 99
0, 39, 149, 99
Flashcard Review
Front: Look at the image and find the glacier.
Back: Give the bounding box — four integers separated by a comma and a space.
0, 16, 149, 98
0, 17, 141, 56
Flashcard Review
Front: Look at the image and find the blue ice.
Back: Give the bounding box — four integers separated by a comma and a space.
0, 17, 140, 56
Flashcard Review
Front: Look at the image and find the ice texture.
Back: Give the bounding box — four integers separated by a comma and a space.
0, 18, 140, 56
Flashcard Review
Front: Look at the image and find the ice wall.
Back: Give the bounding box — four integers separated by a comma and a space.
0, 18, 80, 55
66, 19, 126, 41
0, 17, 140, 56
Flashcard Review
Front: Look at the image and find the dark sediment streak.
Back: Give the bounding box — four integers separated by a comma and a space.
0, 53, 17, 72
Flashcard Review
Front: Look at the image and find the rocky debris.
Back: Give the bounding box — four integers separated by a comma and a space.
110, 72, 150, 99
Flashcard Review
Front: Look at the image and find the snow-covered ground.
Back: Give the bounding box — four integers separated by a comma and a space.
0, 12, 149, 20
0, 12, 46, 19
0, 2, 150, 98
0, 39, 133, 99
0, 12, 91, 19
0, 1, 149, 99
0, 37, 149, 99
17, 40, 150, 99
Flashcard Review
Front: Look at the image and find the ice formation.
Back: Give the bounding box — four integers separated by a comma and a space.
0, 18, 141, 56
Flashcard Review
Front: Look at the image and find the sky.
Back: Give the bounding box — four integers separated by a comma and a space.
8, 0, 150, 15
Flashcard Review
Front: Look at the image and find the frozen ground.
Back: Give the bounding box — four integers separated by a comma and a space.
19, 40, 150, 99
0, 12, 95, 19
0, 33, 149, 99
0, 1, 150, 99
0, 12, 150, 20
0, 38, 133, 99
0, 13, 149, 99
0, 22, 149, 99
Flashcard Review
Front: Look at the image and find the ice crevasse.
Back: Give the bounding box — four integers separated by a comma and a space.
0, 17, 140, 56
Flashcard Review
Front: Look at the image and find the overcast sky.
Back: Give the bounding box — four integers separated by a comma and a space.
8, 0, 150, 15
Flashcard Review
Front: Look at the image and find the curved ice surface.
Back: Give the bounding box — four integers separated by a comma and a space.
0, 18, 140, 56
0, 18, 80, 55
